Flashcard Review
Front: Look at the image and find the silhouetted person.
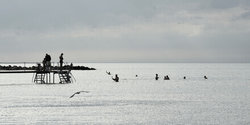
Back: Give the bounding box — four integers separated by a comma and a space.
135, 75, 138, 77
45, 54, 51, 62
164, 75, 170, 80
42, 57, 46, 70
155, 74, 159, 80
184, 76, 186, 79
112, 74, 119, 82
59, 53, 64, 70
204, 76, 208, 79
48, 54, 51, 61
37, 63, 42, 71
45, 54, 51, 71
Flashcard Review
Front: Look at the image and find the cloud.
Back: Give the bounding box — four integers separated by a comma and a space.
0, 0, 250, 62
239, 11, 250, 19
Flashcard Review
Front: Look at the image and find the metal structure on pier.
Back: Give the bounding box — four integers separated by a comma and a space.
33, 70, 73, 84
0, 62, 74, 84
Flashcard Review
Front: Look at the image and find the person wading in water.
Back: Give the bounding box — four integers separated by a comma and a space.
112, 74, 119, 82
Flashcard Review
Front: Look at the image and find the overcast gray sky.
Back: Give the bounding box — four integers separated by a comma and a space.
0, 0, 250, 62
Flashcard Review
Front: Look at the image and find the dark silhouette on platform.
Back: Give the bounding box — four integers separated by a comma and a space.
112, 74, 119, 82
43, 53, 51, 71
164, 75, 170, 80
59, 53, 64, 70
37, 63, 42, 71
184, 76, 186, 79
69, 91, 90, 98
155, 74, 159, 80
42, 58, 46, 70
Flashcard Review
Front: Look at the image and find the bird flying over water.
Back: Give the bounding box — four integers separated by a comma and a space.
69, 91, 89, 98
106, 71, 111, 75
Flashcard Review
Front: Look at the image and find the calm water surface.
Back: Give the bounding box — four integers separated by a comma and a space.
0, 63, 250, 124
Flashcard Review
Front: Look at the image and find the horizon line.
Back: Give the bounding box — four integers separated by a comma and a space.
0, 61, 249, 64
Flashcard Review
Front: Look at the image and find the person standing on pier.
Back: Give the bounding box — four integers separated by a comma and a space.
42, 53, 52, 71
59, 53, 64, 70
46, 54, 51, 71
42, 57, 46, 71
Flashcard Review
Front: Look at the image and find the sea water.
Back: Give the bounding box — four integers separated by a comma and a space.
0, 63, 250, 124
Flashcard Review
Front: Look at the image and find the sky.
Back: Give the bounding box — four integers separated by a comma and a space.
0, 0, 250, 63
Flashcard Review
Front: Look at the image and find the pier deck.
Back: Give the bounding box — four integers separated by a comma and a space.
0, 70, 37, 73
0, 70, 70, 74
0, 70, 73, 84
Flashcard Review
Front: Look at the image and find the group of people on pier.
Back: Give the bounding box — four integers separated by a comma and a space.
39, 53, 64, 71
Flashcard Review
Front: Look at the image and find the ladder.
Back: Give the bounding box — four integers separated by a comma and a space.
58, 72, 71, 83
34, 73, 46, 83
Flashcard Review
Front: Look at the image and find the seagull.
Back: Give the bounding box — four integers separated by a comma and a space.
106, 71, 111, 75
69, 91, 89, 98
